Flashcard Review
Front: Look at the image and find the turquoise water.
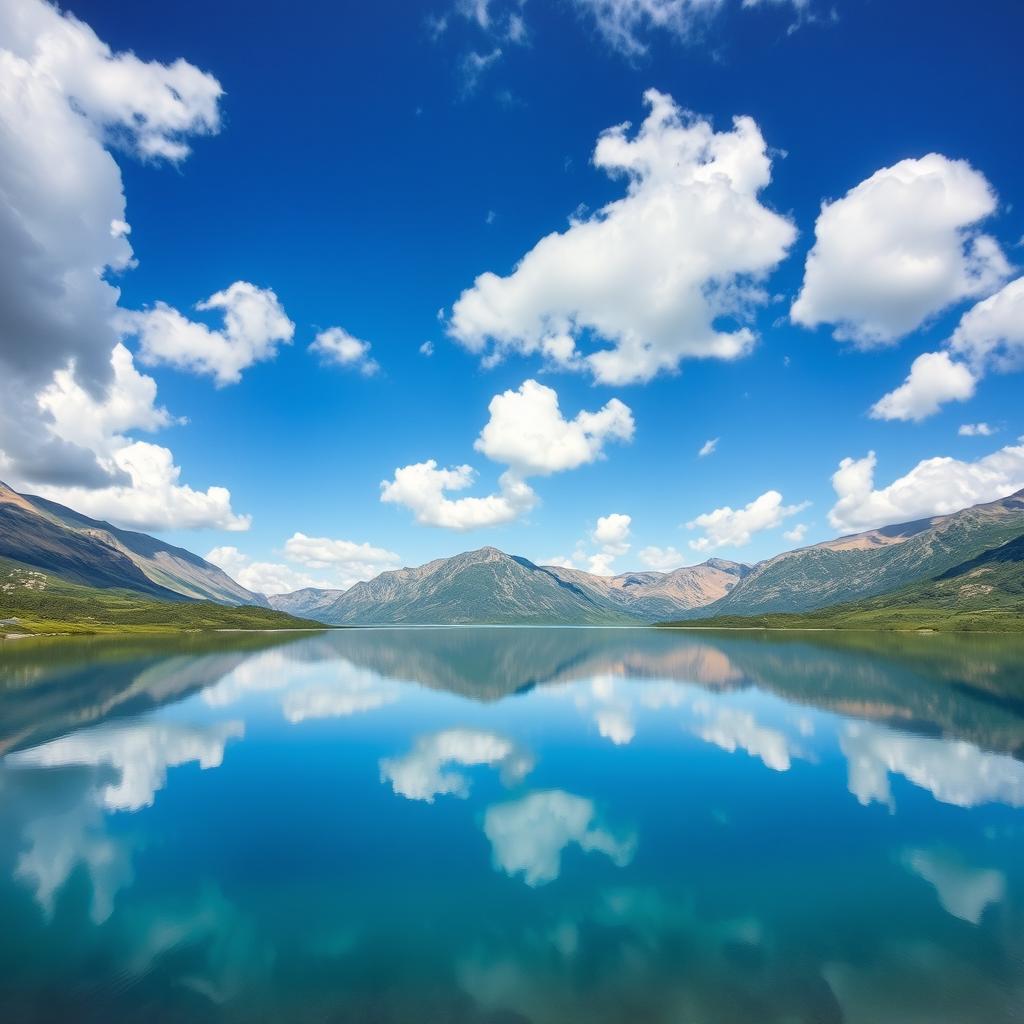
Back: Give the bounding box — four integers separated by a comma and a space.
1, 626, 1023, 1022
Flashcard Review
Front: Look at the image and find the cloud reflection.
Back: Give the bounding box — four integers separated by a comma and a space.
483, 789, 636, 886
381, 728, 534, 802
841, 722, 1024, 809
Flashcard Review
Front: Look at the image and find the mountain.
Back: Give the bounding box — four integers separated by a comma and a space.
661, 533, 1024, 632
310, 547, 643, 625
0, 481, 267, 606
544, 558, 749, 621
267, 587, 346, 618
282, 548, 750, 625
693, 489, 1024, 619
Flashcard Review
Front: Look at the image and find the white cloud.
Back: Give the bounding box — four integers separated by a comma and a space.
841, 722, 1024, 810
129, 281, 295, 386
419, 340, 435, 356
637, 545, 685, 571
380, 461, 537, 531
383, 381, 632, 531
593, 513, 632, 552
782, 522, 807, 544
309, 326, 380, 376
871, 276, 1024, 423
206, 546, 337, 595
448, 89, 796, 384
698, 437, 719, 458
595, 708, 635, 745
687, 490, 808, 551
33, 441, 252, 532
869, 351, 977, 422
0, 0, 224, 495
283, 533, 400, 572
460, 46, 502, 93
959, 422, 995, 437
902, 848, 1005, 925
791, 154, 1010, 346
475, 380, 634, 476
482, 789, 637, 886
206, 533, 399, 594
8, 719, 244, 812
380, 728, 534, 802
554, 512, 634, 575
828, 441, 1024, 533
692, 706, 794, 771
949, 275, 1024, 373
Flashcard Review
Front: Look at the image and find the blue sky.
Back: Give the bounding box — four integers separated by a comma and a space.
2, 0, 1023, 593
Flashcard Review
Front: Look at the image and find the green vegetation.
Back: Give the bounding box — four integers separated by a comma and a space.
0, 559, 324, 635
659, 535, 1024, 633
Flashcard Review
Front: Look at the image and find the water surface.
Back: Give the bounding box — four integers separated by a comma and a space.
1, 626, 1023, 1022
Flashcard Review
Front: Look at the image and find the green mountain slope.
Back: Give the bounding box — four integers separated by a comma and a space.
696, 489, 1024, 618
0, 481, 266, 605
318, 547, 639, 625
660, 533, 1024, 632
0, 558, 322, 635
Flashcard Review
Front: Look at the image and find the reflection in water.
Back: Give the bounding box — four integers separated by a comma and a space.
0, 626, 1022, 1021
901, 847, 1006, 924
380, 728, 534, 802
691, 701, 798, 772
841, 721, 1024, 809
483, 789, 637, 887
7, 719, 244, 811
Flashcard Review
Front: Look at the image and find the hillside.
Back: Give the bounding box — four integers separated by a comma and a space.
695, 489, 1024, 618
0, 481, 267, 606
314, 547, 639, 625
268, 587, 347, 618
0, 558, 322, 636
660, 533, 1024, 632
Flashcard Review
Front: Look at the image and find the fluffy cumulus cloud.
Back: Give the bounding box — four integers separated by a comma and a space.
870, 276, 1024, 423
686, 489, 808, 551
948, 276, 1024, 373
870, 351, 977, 423
380, 461, 537, 530
382, 381, 633, 530
550, 512, 633, 575
475, 380, 634, 476
128, 282, 295, 386
207, 532, 400, 595
380, 728, 534, 802
792, 155, 1010, 346
637, 545, 686, 571
482, 789, 637, 887
309, 326, 380, 376
448, 89, 796, 385
828, 441, 1024, 533
959, 422, 995, 437
0, 1, 254, 531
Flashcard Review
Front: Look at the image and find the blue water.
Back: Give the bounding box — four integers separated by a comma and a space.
1, 627, 1023, 1022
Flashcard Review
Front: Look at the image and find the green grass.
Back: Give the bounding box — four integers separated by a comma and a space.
0, 559, 324, 635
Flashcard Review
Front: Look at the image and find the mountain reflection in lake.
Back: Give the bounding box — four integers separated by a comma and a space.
1, 626, 1023, 1023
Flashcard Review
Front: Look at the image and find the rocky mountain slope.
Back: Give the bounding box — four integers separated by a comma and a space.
696, 489, 1024, 618
0, 481, 267, 606
544, 558, 749, 621
290, 548, 751, 625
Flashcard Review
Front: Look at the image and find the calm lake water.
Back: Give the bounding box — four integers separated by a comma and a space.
1, 626, 1023, 1023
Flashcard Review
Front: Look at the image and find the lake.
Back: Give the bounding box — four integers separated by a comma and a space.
1, 626, 1023, 1022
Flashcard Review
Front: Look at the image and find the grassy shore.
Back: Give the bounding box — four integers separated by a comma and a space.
0, 562, 322, 635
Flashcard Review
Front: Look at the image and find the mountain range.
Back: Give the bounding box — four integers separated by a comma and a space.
1, 479, 1022, 631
